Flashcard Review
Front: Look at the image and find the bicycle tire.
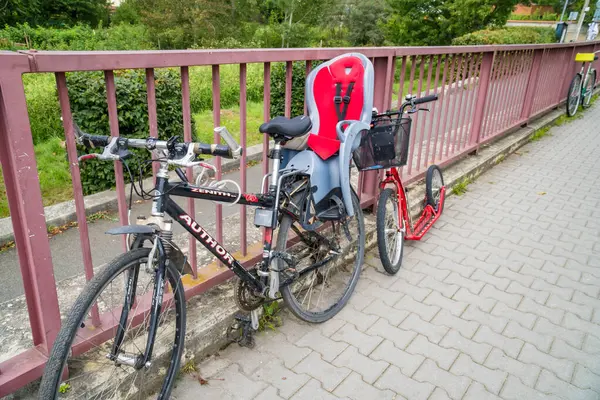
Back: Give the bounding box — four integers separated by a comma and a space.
278, 190, 364, 323
583, 70, 596, 108
39, 248, 186, 400
426, 165, 444, 211
567, 73, 582, 117
376, 187, 404, 275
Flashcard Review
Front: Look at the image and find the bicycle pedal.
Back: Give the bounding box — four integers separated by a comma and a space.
234, 313, 251, 323
227, 313, 257, 349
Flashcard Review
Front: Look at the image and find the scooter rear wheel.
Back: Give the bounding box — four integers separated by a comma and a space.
426, 165, 444, 211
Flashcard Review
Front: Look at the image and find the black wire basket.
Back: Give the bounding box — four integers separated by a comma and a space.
353, 117, 411, 171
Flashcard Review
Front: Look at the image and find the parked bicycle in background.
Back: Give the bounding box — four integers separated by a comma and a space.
567, 52, 598, 117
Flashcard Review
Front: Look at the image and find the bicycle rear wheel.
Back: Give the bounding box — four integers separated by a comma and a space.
39, 248, 185, 400
583, 70, 596, 108
278, 190, 364, 323
376, 187, 404, 275
567, 73, 582, 117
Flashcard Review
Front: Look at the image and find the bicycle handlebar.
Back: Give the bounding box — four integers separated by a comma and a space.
412, 94, 438, 105
374, 94, 439, 119
76, 126, 242, 166
193, 142, 239, 158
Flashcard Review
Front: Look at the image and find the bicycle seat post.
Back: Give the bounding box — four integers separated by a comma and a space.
269, 141, 283, 194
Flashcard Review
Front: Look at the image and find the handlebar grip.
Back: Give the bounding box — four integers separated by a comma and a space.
413, 94, 439, 105
214, 127, 242, 159
81, 134, 111, 148
194, 143, 241, 159
78, 154, 98, 162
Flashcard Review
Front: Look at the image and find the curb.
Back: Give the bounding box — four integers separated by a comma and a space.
0, 141, 269, 247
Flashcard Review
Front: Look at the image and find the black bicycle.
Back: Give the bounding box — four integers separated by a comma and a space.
39, 123, 365, 399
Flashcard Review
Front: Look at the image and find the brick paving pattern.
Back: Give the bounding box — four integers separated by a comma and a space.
170, 104, 600, 399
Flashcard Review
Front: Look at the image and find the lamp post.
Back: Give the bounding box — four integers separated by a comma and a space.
560, 0, 569, 21
575, 0, 591, 40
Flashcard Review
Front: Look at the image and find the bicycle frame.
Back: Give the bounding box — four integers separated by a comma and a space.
163, 180, 274, 291
578, 62, 595, 89
379, 167, 446, 241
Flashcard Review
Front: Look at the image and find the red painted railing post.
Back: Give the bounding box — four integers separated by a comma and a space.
359, 55, 394, 207
519, 49, 544, 122
468, 51, 495, 147
0, 62, 61, 355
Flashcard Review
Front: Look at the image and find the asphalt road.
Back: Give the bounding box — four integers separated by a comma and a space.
0, 163, 266, 303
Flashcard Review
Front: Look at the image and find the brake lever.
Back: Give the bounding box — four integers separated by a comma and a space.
79, 137, 121, 163
78, 154, 98, 163
420, 108, 431, 112
167, 142, 202, 168
117, 148, 133, 160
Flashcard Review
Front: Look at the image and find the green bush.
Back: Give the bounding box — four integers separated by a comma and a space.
542, 13, 559, 21
67, 69, 190, 194
269, 61, 307, 118
452, 27, 556, 45
0, 23, 154, 51
509, 12, 558, 21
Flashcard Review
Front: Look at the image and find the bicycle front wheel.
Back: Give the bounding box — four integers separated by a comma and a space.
278, 190, 365, 323
583, 70, 596, 108
376, 187, 405, 275
39, 248, 186, 400
567, 73, 582, 117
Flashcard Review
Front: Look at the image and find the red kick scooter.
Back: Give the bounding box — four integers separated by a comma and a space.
354, 94, 446, 274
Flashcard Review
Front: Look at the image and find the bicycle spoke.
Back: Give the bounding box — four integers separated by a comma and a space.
45, 251, 183, 400
280, 190, 363, 320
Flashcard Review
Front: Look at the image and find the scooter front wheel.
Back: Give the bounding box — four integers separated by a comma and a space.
376, 188, 405, 275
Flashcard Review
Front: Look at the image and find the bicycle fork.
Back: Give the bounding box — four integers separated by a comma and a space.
108, 236, 169, 370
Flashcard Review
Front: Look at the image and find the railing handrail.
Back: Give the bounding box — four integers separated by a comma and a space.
1, 41, 599, 73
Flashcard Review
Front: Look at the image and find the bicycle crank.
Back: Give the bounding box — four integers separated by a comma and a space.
234, 269, 266, 312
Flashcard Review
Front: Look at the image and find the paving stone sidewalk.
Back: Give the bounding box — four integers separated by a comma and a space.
169, 104, 600, 400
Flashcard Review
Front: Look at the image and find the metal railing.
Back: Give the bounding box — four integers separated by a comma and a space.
0, 41, 598, 395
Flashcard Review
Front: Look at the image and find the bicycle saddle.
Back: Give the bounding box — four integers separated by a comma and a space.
259, 116, 312, 140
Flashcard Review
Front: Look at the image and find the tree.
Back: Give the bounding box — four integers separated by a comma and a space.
42, 0, 110, 27
0, 0, 110, 27
549, 0, 597, 21
384, 0, 520, 46
131, 0, 227, 48
0, 0, 41, 27
346, 0, 387, 46
111, 0, 141, 25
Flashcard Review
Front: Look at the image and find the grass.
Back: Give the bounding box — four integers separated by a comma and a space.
193, 101, 265, 146
258, 301, 282, 332
530, 126, 552, 141
452, 177, 472, 196
181, 359, 198, 374
0, 137, 73, 218
58, 383, 71, 394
